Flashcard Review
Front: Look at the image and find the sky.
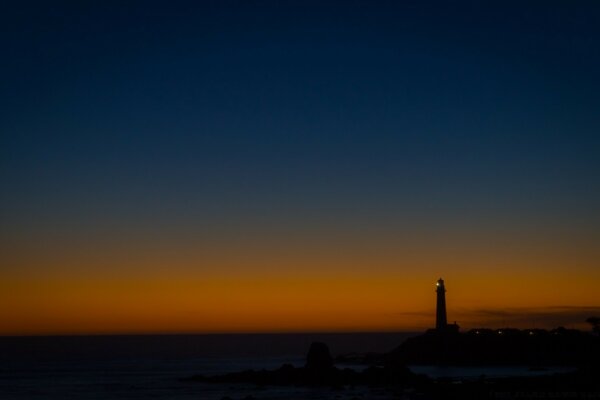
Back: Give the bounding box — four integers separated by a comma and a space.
1, 1, 600, 335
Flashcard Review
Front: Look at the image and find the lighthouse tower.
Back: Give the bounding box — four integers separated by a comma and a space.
436, 278, 448, 330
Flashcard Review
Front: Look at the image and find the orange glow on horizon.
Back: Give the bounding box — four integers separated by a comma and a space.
2, 266, 599, 335
3, 215, 599, 335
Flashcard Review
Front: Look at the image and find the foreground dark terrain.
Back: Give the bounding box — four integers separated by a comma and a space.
188, 329, 600, 399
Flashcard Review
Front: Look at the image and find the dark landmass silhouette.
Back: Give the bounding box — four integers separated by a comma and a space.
387, 327, 600, 366
185, 328, 600, 398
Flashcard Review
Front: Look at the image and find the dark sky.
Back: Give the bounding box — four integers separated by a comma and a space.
3, 1, 600, 223
1, 1, 600, 333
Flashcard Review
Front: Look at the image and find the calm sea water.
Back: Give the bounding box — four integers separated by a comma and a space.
0, 333, 415, 400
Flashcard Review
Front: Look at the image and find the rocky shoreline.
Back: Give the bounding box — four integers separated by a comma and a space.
184, 331, 600, 399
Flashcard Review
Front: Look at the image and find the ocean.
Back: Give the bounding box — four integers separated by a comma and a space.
0, 332, 416, 399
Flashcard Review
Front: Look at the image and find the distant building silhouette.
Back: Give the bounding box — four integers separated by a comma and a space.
436, 278, 459, 333
436, 278, 447, 330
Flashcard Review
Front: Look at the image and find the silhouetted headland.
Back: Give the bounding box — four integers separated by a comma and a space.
183, 337, 600, 398
388, 278, 600, 366
387, 326, 600, 366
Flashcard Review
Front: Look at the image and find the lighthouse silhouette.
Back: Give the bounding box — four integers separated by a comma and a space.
435, 278, 459, 333
436, 278, 447, 330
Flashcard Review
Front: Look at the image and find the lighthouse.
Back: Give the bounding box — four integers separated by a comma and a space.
436, 278, 447, 330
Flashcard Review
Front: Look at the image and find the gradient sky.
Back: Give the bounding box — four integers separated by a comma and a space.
1, 1, 600, 335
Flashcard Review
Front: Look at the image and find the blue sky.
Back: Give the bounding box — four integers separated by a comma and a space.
2, 0, 599, 271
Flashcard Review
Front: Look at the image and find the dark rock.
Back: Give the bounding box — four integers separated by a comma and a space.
183, 341, 425, 388
305, 342, 333, 370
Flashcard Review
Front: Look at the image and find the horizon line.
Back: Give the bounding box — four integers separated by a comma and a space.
0, 329, 426, 338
